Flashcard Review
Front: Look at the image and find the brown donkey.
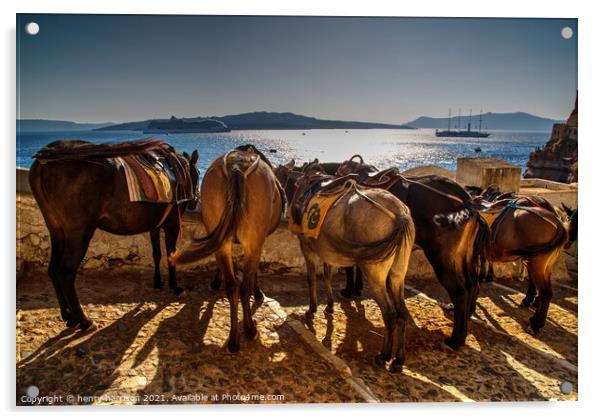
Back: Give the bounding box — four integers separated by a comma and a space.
276, 166, 415, 372
173, 145, 285, 353
479, 197, 576, 333
29, 139, 199, 330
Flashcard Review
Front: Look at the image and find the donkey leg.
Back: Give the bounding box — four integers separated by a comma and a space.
361, 263, 396, 367
165, 226, 184, 295
527, 257, 554, 334
467, 280, 480, 317
240, 247, 263, 340
340, 266, 356, 300
388, 248, 412, 374
440, 271, 469, 350
210, 270, 222, 291
59, 230, 95, 330
150, 229, 163, 289
484, 262, 495, 283
323, 264, 335, 314
299, 240, 320, 319
252, 273, 264, 305
354, 267, 364, 297
521, 275, 537, 308
48, 233, 75, 326
215, 243, 240, 353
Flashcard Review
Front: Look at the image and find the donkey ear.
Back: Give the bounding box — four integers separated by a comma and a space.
182, 151, 190, 159
561, 202, 573, 214
284, 159, 295, 170
190, 149, 199, 164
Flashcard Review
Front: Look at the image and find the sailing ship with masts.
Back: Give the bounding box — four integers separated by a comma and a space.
436, 108, 490, 138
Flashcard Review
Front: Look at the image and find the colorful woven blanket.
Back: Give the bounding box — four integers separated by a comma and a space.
114, 155, 176, 203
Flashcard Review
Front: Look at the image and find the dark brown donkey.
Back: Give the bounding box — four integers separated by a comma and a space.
478, 197, 576, 333
172, 145, 285, 353
29, 139, 200, 330
298, 157, 490, 350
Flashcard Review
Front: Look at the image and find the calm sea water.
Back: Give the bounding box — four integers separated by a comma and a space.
16, 129, 549, 177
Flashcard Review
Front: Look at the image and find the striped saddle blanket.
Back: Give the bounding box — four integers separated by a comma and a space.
114, 154, 179, 203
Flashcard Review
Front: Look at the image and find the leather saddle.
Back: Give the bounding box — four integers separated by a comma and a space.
360, 167, 403, 190
290, 170, 357, 225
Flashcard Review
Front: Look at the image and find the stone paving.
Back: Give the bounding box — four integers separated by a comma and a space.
16, 264, 577, 405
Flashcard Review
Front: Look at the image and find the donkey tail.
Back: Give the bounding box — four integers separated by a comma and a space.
172, 165, 246, 264
433, 207, 472, 228
471, 212, 492, 282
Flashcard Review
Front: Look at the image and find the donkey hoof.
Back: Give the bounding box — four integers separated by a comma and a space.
226, 339, 240, 354
528, 317, 542, 335
353, 290, 363, 298
79, 319, 94, 331
153, 281, 164, 290
443, 336, 463, 351
65, 319, 79, 329
520, 298, 532, 308
244, 325, 258, 340
339, 289, 354, 301
172, 286, 185, 296
373, 353, 389, 368
389, 358, 404, 374
253, 291, 265, 306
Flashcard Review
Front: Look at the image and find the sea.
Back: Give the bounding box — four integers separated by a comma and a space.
16, 129, 549, 177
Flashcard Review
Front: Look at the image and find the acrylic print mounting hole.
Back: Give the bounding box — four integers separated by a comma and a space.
25, 22, 39, 36
561, 26, 574, 39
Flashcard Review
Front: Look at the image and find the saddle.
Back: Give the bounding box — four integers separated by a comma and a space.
35, 139, 194, 204
335, 154, 378, 177
288, 171, 357, 238
360, 167, 403, 190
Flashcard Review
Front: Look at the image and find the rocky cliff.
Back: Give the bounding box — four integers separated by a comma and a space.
524, 95, 578, 183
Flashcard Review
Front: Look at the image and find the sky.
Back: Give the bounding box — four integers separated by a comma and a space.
16, 15, 577, 124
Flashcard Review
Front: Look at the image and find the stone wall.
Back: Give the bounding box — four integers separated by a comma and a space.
16, 168, 572, 282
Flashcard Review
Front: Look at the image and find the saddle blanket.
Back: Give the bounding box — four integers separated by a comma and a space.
114, 155, 175, 203
288, 179, 356, 239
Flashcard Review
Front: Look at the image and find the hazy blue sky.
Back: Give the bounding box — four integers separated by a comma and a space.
17, 15, 577, 124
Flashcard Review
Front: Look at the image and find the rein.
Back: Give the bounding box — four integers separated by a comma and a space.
350, 185, 398, 221
401, 176, 466, 205
371, 167, 466, 206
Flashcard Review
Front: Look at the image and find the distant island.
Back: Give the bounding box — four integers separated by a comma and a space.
405, 112, 561, 131
143, 116, 230, 134
17, 111, 561, 133
17, 119, 114, 132
94, 112, 414, 132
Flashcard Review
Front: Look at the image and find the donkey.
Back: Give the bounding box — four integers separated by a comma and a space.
479, 197, 577, 333
276, 165, 415, 372
29, 139, 200, 330
172, 145, 285, 353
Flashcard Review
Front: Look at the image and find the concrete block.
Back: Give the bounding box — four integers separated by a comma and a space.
457, 158, 521, 193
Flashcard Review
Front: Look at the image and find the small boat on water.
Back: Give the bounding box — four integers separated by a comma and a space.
436, 108, 490, 138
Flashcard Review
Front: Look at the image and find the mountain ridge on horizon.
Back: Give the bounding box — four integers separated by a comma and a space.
17, 119, 115, 132
91, 111, 413, 131
405, 111, 562, 131
17, 110, 561, 132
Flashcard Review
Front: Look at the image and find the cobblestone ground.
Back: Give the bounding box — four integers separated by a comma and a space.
16, 268, 363, 405
17, 263, 577, 404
